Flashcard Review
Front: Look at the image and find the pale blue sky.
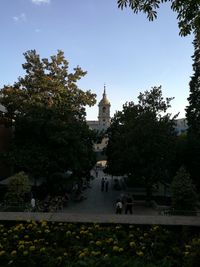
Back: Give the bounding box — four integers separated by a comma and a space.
0, 0, 194, 120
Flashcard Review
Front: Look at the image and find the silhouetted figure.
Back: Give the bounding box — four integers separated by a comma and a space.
116, 199, 123, 214
125, 194, 133, 214
101, 177, 105, 192
105, 179, 109, 192
31, 197, 36, 212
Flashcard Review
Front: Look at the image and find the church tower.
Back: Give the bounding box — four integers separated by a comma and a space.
98, 85, 111, 130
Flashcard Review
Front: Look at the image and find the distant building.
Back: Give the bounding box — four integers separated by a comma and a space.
174, 118, 188, 135
87, 86, 111, 153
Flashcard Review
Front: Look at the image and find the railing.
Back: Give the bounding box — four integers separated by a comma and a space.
160, 208, 200, 216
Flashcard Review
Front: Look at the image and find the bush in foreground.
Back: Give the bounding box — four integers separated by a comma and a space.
0, 221, 199, 267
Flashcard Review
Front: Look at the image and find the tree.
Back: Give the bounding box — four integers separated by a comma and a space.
186, 33, 200, 190
4, 171, 31, 204
0, 50, 96, 183
171, 166, 197, 212
106, 86, 176, 201
117, 0, 200, 36
186, 34, 200, 133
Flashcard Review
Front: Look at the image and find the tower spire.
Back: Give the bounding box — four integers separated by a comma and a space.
103, 84, 106, 96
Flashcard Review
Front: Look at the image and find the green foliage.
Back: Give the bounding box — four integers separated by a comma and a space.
106, 86, 176, 200
117, 0, 200, 36
0, 222, 199, 267
4, 171, 31, 204
0, 50, 96, 181
185, 33, 200, 189
171, 166, 197, 211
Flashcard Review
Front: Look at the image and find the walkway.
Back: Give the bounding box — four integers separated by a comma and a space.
64, 169, 156, 215
0, 212, 200, 226
0, 169, 200, 226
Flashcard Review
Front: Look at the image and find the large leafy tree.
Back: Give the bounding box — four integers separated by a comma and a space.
186, 35, 200, 133
117, 0, 200, 36
186, 33, 200, 190
0, 50, 96, 182
171, 166, 197, 211
106, 86, 176, 200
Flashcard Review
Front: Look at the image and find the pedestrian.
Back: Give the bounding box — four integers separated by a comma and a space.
31, 197, 36, 212
125, 194, 133, 214
101, 177, 105, 192
116, 199, 123, 214
105, 178, 109, 192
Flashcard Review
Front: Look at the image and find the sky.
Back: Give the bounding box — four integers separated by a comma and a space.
0, 0, 194, 120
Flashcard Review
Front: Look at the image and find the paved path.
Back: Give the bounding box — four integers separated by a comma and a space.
1, 169, 200, 226
0, 212, 200, 226
64, 169, 157, 215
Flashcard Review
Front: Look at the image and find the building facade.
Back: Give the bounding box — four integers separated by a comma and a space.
87, 86, 111, 152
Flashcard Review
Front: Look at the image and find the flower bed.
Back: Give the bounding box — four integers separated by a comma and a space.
0, 221, 199, 267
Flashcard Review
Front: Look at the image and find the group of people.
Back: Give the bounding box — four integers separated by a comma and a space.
115, 194, 134, 214
101, 177, 109, 192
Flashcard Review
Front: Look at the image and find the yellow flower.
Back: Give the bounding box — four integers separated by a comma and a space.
27, 224, 33, 229
18, 245, 25, 250
79, 252, 86, 258
152, 225, 159, 231
136, 251, 144, 257
29, 246, 35, 252
11, 250, 17, 257
129, 241, 136, 248
66, 230, 71, 236
40, 247, 46, 253
91, 251, 100, 256
106, 238, 113, 244
23, 251, 28, 256
95, 241, 102, 246
0, 250, 5, 256
57, 256, 62, 261
113, 246, 119, 252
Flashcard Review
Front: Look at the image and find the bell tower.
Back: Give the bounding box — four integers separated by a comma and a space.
98, 85, 111, 130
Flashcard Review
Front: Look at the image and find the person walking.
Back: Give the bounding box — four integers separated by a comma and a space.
125, 194, 133, 214
31, 197, 36, 212
101, 177, 105, 192
105, 178, 109, 192
115, 199, 123, 214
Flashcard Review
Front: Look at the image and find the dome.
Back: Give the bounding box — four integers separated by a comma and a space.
98, 86, 110, 106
